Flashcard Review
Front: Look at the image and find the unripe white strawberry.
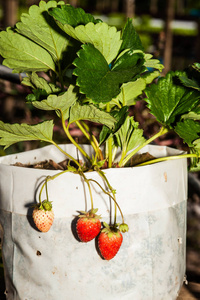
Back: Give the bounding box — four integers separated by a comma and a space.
32, 200, 54, 232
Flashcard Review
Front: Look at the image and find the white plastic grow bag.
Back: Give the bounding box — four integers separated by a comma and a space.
0, 144, 187, 300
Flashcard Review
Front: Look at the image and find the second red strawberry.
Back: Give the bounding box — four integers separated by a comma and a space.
76, 208, 101, 242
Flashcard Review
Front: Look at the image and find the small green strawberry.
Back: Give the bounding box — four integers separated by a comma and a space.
32, 200, 54, 233
76, 208, 101, 242
98, 222, 123, 260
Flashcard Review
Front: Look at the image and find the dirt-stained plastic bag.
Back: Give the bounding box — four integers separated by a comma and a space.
0, 144, 187, 300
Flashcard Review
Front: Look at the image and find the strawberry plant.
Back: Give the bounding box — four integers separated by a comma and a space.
0, 1, 200, 259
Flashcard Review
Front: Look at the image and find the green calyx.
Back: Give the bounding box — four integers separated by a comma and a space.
102, 222, 129, 237
101, 222, 121, 238
78, 208, 101, 220
38, 200, 53, 211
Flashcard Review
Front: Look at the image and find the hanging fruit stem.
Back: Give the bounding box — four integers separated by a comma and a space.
45, 177, 49, 202
80, 172, 94, 211
39, 175, 51, 204
37, 160, 125, 225
38, 169, 78, 204
94, 166, 118, 224
87, 178, 125, 224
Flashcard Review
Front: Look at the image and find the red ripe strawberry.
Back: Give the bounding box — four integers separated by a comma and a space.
98, 223, 123, 260
76, 208, 101, 242
32, 200, 54, 233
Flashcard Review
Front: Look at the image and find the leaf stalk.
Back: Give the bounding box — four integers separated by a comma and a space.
136, 152, 200, 167
119, 126, 168, 167
61, 116, 92, 164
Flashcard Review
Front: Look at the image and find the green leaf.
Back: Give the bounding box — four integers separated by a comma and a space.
26, 89, 48, 102
73, 44, 145, 103
99, 106, 129, 145
145, 71, 200, 126
50, 6, 121, 64
174, 119, 200, 146
177, 63, 200, 92
111, 49, 145, 77
99, 126, 111, 146
178, 76, 200, 91
22, 72, 61, 94
0, 120, 54, 149
32, 85, 78, 120
95, 159, 106, 169
0, 28, 56, 73
114, 116, 145, 153
142, 70, 161, 84
193, 139, 200, 150
113, 71, 160, 106
189, 159, 200, 172
16, 1, 69, 63
181, 111, 200, 121
144, 53, 164, 72
192, 62, 200, 72
57, 22, 121, 65
119, 79, 145, 106
49, 4, 100, 27
120, 18, 144, 52
69, 102, 116, 128
189, 141, 200, 172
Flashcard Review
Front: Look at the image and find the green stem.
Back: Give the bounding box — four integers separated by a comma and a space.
39, 178, 48, 205
75, 121, 102, 160
45, 177, 49, 202
81, 172, 94, 210
112, 146, 118, 163
81, 121, 104, 161
136, 153, 199, 167
118, 146, 127, 167
119, 126, 168, 167
76, 121, 92, 142
106, 103, 113, 168
61, 117, 92, 164
38, 170, 76, 204
94, 166, 119, 224
114, 195, 117, 224
92, 136, 104, 161
87, 178, 125, 224
50, 140, 81, 168
95, 167, 114, 193
108, 138, 113, 168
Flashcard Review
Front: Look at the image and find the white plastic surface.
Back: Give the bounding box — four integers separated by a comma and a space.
0, 144, 188, 300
